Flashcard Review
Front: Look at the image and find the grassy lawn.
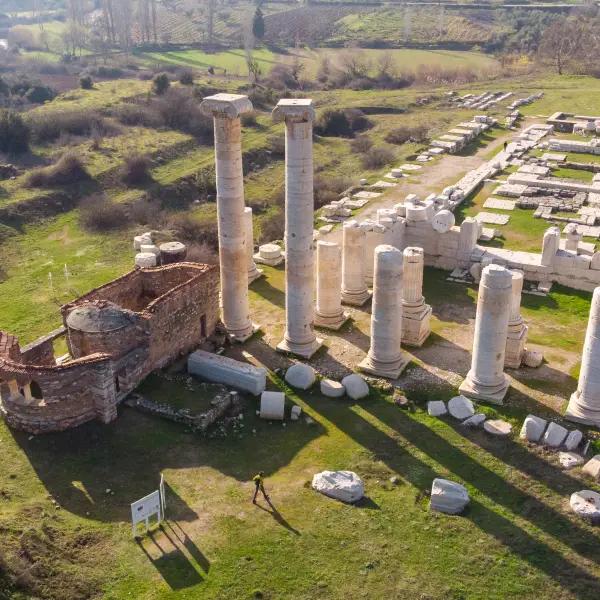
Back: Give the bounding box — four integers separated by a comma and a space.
1, 264, 598, 599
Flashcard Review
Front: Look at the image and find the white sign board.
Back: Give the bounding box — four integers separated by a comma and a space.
131, 490, 162, 536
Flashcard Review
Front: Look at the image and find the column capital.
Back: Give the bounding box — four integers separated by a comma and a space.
272, 98, 315, 123
200, 93, 253, 118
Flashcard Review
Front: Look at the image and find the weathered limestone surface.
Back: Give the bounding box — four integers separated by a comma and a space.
430, 478, 470, 514
273, 99, 322, 358
244, 207, 263, 283
401, 247, 432, 347
363, 222, 386, 286
520, 414, 547, 442
359, 245, 408, 379
284, 363, 316, 390
314, 241, 349, 330
460, 265, 512, 404
188, 349, 266, 396
312, 470, 365, 503
201, 93, 255, 342
505, 270, 528, 368
341, 220, 371, 306
566, 287, 600, 428
341, 374, 369, 400
260, 391, 285, 420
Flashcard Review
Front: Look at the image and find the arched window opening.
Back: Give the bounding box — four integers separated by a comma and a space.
30, 381, 44, 400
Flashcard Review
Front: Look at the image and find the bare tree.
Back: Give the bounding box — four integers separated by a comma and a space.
538, 17, 593, 75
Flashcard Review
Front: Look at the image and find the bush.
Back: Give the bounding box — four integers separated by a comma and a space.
0, 110, 30, 154
169, 213, 219, 248
153, 87, 212, 141
121, 154, 151, 185
80, 195, 130, 232
345, 109, 372, 133
350, 134, 373, 154
28, 110, 118, 143
152, 72, 170, 95
24, 84, 55, 104
185, 242, 219, 264
129, 198, 165, 227
79, 75, 93, 90
111, 103, 161, 127
361, 147, 395, 170
178, 70, 194, 85
26, 152, 89, 187
315, 109, 353, 137
385, 125, 429, 145
267, 135, 285, 157
194, 167, 216, 200
241, 112, 259, 128
314, 175, 351, 209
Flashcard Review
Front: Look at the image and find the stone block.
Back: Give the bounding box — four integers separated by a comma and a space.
427, 400, 447, 417
564, 429, 583, 451
188, 350, 267, 396
341, 374, 369, 400
320, 379, 345, 398
582, 455, 600, 480
430, 478, 470, 515
285, 363, 316, 390
519, 414, 547, 442
543, 422, 568, 447
260, 391, 285, 420
448, 395, 475, 420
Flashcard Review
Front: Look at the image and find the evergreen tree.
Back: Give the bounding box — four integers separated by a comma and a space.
252, 7, 265, 40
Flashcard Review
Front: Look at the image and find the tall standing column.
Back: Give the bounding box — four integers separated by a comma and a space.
245, 207, 263, 283
504, 269, 528, 368
363, 221, 386, 286
272, 99, 322, 358
359, 245, 408, 379
401, 247, 432, 347
314, 241, 349, 330
565, 287, 600, 427
201, 94, 257, 342
341, 220, 371, 306
459, 264, 512, 404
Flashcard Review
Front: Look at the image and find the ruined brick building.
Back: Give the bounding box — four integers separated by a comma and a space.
0, 263, 219, 434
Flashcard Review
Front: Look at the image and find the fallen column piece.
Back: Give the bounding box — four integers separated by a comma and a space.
187, 350, 266, 396
260, 391, 285, 420
312, 470, 365, 503
430, 478, 470, 514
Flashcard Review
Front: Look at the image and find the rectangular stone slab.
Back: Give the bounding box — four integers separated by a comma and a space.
475, 212, 510, 225
483, 198, 516, 211
188, 350, 267, 396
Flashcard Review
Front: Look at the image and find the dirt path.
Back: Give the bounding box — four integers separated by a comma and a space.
323, 120, 530, 245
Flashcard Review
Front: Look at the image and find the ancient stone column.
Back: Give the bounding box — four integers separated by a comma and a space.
401, 247, 432, 347
359, 245, 408, 378
363, 221, 386, 286
504, 269, 528, 368
541, 226, 560, 267
272, 99, 322, 358
565, 286, 600, 427
341, 220, 370, 306
459, 264, 512, 404
201, 93, 256, 342
244, 207, 263, 283
314, 241, 349, 330
458, 217, 479, 265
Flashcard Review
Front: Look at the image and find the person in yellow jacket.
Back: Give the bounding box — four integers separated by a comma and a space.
252, 471, 270, 504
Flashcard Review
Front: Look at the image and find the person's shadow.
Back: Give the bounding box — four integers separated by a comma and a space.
254, 496, 301, 536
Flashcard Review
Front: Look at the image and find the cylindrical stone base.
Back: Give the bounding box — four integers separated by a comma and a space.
159, 241, 187, 265
341, 220, 371, 306
565, 286, 600, 427
314, 241, 349, 330
459, 264, 512, 404
359, 244, 408, 379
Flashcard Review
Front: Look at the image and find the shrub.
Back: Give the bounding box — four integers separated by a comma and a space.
111, 103, 160, 127
24, 84, 55, 104
185, 242, 219, 264
194, 167, 216, 200
26, 152, 89, 187
314, 175, 351, 209
385, 125, 429, 145
350, 134, 373, 154
121, 154, 151, 185
0, 110, 30, 154
361, 147, 395, 170
28, 110, 117, 143
267, 135, 285, 157
241, 112, 259, 128
152, 72, 170, 95
153, 87, 212, 141
315, 109, 353, 137
169, 213, 219, 248
345, 109, 372, 133
79, 75, 93, 90
179, 70, 194, 85
80, 195, 130, 232
129, 198, 165, 227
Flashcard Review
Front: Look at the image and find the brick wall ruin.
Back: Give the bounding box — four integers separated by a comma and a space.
0, 263, 219, 434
